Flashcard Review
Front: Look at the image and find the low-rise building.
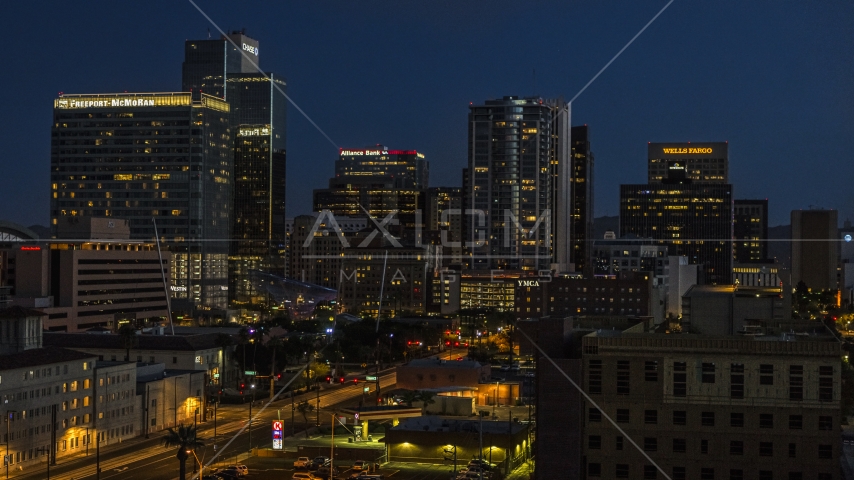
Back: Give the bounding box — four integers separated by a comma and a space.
385, 416, 529, 474
681, 284, 789, 335
136, 363, 207, 436
397, 358, 490, 391
514, 272, 653, 320
7, 218, 170, 332
42, 331, 236, 387
580, 331, 841, 480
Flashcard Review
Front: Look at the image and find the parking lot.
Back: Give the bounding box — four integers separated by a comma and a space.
204, 457, 483, 480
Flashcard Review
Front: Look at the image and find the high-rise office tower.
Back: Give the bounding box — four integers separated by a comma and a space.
733, 199, 769, 263
50, 92, 233, 312
647, 142, 728, 183
182, 32, 288, 308
791, 209, 838, 291
425, 187, 463, 267
466, 96, 570, 271
336, 146, 428, 189
226, 72, 287, 306
182, 31, 260, 100
620, 158, 733, 284
313, 146, 428, 243
570, 125, 594, 275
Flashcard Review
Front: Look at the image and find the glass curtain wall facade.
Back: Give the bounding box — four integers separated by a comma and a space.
182, 32, 259, 100
50, 93, 233, 313
335, 146, 428, 189
619, 183, 733, 284
570, 125, 594, 275
467, 96, 569, 271
226, 73, 287, 306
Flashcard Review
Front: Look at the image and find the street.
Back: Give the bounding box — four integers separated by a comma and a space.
8, 370, 397, 480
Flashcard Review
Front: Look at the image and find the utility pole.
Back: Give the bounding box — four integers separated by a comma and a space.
36, 446, 49, 479
93, 368, 100, 480
144, 384, 150, 439
248, 395, 253, 454
291, 390, 295, 437
5, 410, 16, 480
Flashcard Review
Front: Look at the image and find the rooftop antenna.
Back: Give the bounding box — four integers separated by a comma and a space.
152, 218, 175, 335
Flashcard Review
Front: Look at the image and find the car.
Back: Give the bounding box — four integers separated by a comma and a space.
294, 457, 312, 469
228, 465, 248, 476
293, 473, 320, 480
218, 468, 241, 479
351, 460, 368, 471
456, 473, 483, 480
349, 475, 384, 480
201, 475, 224, 480
312, 456, 330, 469
468, 459, 496, 470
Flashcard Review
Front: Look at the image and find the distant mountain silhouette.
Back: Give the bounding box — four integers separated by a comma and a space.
27, 224, 50, 239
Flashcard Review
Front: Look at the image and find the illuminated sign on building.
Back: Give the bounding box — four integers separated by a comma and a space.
238, 126, 271, 137
242, 43, 258, 56
517, 280, 540, 287
340, 149, 419, 156
272, 421, 283, 450
662, 147, 713, 154
54, 94, 192, 109
20, 246, 41, 251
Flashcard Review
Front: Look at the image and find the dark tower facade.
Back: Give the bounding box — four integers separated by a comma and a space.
570, 125, 594, 275
182, 32, 259, 100
620, 183, 733, 285
226, 72, 287, 307
733, 199, 769, 263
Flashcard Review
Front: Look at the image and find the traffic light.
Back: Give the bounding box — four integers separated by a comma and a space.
325, 375, 331, 382
445, 341, 450, 346
353, 378, 358, 384
339, 377, 345, 384
276, 373, 282, 380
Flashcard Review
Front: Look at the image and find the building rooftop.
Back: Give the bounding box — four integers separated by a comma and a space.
389, 416, 525, 435
43, 332, 226, 352
683, 284, 782, 298
0, 346, 95, 370
404, 358, 484, 369
0, 306, 46, 319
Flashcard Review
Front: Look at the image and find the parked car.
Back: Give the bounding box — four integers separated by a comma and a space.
218, 468, 241, 479
351, 460, 368, 471
293, 473, 320, 480
468, 459, 496, 470
228, 465, 249, 476
312, 456, 330, 469
294, 457, 312, 469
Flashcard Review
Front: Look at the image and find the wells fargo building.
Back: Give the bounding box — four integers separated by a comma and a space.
50, 92, 233, 313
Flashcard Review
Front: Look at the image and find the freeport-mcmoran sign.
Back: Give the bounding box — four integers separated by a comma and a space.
54, 94, 192, 109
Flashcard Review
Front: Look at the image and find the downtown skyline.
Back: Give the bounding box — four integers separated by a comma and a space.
2, 0, 853, 228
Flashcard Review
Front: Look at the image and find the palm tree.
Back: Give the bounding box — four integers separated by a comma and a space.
296, 401, 315, 438
163, 424, 204, 480
117, 323, 137, 361
398, 390, 421, 407
417, 390, 436, 408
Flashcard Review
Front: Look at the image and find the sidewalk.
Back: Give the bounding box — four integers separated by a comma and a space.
504, 460, 534, 480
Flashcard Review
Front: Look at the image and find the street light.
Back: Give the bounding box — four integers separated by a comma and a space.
248, 384, 256, 454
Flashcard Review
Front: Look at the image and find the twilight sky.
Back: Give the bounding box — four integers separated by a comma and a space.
2, 1, 852, 227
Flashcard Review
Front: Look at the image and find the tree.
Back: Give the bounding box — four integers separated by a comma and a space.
214, 333, 233, 386
118, 324, 137, 361
163, 424, 204, 480
417, 390, 437, 408
296, 401, 315, 438
267, 336, 284, 377
398, 390, 421, 407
